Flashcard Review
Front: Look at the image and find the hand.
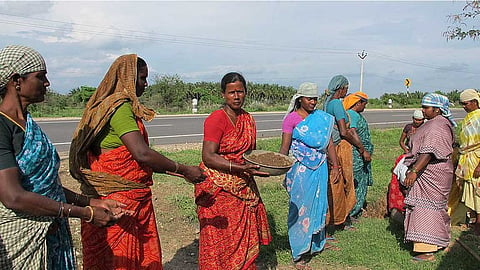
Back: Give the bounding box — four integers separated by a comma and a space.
89, 206, 123, 227
404, 170, 417, 187
90, 198, 134, 217
181, 165, 206, 184
362, 151, 371, 162
242, 164, 270, 177
330, 167, 341, 184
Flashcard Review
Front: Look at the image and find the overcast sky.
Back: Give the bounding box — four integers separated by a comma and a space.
1, 0, 478, 98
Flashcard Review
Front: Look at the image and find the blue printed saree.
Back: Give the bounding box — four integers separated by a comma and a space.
284, 110, 334, 261
0, 113, 75, 269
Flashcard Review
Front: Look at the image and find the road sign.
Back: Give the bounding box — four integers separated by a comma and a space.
404, 78, 411, 88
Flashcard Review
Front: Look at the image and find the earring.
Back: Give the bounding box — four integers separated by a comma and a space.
15, 85, 20, 91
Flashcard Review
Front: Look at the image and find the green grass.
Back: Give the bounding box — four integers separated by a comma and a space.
153, 129, 480, 270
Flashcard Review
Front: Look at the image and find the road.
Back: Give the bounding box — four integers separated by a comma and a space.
38, 109, 466, 153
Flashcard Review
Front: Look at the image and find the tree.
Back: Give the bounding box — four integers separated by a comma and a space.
444, 0, 480, 40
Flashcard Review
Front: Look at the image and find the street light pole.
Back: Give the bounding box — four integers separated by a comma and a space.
358, 50, 367, 92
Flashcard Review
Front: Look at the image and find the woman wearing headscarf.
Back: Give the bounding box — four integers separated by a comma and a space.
195, 72, 271, 270
323, 75, 370, 230
279, 82, 340, 269
69, 54, 205, 269
403, 93, 455, 262
453, 88, 480, 235
342, 92, 374, 219
0, 45, 124, 269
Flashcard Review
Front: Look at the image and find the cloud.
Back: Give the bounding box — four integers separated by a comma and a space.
0, 1, 478, 97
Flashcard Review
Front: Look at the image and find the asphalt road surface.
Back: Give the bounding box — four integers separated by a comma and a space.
38, 108, 466, 153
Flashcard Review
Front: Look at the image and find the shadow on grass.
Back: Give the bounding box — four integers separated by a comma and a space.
258, 212, 290, 270
163, 239, 199, 270
385, 216, 410, 252
436, 230, 479, 270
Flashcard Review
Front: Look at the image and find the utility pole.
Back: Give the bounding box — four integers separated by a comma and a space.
358, 50, 367, 92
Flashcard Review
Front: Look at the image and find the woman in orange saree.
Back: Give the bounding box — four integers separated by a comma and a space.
195, 72, 271, 270
69, 54, 205, 269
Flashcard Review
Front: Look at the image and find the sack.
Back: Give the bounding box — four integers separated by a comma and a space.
393, 156, 408, 186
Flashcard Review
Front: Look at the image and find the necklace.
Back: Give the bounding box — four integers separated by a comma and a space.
0, 110, 26, 131
223, 108, 236, 126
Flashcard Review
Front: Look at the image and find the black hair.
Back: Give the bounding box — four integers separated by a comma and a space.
220, 72, 247, 93
137, 57, 147, 69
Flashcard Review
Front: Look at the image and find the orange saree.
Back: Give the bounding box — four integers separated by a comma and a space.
195, 110, 271, 270
81, 119, 162, 270
326, 139, 356, 225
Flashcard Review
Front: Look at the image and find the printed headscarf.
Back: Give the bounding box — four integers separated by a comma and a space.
286, 82, 319, 116
460, 88, 480, 104
327, 75, 349, 94
421, 93, 456, 126
69, 54, 156, 182
0, 45, 46, 90
323, 74, 349, 110
342, 91, 368, 110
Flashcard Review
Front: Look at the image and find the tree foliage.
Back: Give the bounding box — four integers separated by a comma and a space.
444, 0, 480, 40
27, 75, 471, 117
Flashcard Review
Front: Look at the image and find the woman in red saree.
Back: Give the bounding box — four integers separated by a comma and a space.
195, 72, 271, 270
69, 54, 205, 269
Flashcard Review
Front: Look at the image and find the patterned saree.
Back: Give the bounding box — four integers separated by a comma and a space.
195, 110, 271, 270
284, 110, 334, 261
81, 119, 162, 270
0, 113, 75, 270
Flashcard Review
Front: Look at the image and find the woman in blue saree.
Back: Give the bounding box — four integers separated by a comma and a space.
0, 45, 126, 269
280, 82, 340, 269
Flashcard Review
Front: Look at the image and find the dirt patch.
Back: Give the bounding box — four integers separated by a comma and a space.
245, 152, 293, 167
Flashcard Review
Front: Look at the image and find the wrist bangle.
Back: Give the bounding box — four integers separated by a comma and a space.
332, 165, 341, 169
408, 167, 418, 174
57, 202, 65, 218
66, 205, 72, 218
229, 161, 232, 173
173, 162, 179, 173
85, 206, 94, 223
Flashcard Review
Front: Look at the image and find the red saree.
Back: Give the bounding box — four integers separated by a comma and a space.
387, 154, 407, 215
81, 119, 162, 270
195, 109, 271, 270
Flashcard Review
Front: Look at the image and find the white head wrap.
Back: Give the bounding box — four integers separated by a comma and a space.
286, 82, 319, 116
460, 88, 480, 105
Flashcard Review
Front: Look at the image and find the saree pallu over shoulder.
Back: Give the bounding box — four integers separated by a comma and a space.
80, 118, 150, 197
0, 114, 75, 270
456, 109, 480, 181
217, 109, 256, 163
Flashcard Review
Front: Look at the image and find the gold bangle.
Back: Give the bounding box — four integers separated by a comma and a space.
85, 206, 94, 223
229, 161, 232, 173
408, 167, 418, 174
174, 162, 179, 173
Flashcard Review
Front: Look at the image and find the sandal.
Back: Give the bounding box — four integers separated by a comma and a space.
344, 225, 357, 231
326, 236, 339, 243
412, 253, 435, 262
293, 259, 312, 270
324, 242, 341, 251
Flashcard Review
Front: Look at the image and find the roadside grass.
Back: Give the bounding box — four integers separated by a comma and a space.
153, 128, 480, 270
